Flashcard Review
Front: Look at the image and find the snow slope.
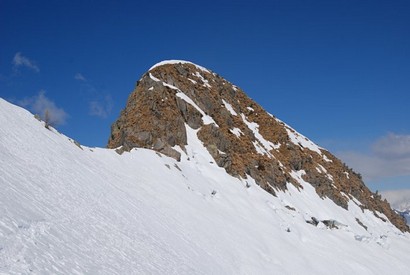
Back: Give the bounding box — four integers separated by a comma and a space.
1, 98, 410, 274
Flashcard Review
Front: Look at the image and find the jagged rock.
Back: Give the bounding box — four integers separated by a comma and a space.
322, 220, 338, 229
108, 60, 409, 233
176, 97, 202, 129
356, 218, 368, 230
306, 217, 319, 226
160, 146, 181, 162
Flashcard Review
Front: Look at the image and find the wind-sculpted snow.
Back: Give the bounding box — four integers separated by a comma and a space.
1, 98, 410, 274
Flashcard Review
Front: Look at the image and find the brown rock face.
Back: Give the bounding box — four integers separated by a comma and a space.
108, 61, 409, 232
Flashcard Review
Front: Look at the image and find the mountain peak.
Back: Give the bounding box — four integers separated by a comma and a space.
108, 61, 409, 232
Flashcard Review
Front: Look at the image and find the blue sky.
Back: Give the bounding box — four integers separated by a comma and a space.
1, 0, 409, 192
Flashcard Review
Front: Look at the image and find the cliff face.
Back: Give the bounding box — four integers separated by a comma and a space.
108, 60, 408, 232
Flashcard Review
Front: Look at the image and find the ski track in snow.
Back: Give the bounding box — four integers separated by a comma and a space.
1, 98, 410, 274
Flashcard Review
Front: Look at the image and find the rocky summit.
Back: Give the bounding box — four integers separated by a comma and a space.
108, 60, 408, 232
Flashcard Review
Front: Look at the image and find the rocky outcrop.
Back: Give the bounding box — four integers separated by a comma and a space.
108, 60, 409, 232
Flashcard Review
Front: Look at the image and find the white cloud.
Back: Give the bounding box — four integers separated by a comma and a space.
372, 133, 410, 159
18, 91, 68, 126
338, 151, 410, 181
12, 52, 40, 73
381, 189, 410, 210
74, 73, 86, 81
89, 95, 113, 118
337, 133, 410, 182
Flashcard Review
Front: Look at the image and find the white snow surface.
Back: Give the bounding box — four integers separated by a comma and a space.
149, 60, 210, 73
323, 154, 333, 162
222, 99, 237, 116
229, 127, 242, 138
149, 72, 160, 82
162, 82, 179, 90
1, 98, 410, 274
188, 78, 197, 84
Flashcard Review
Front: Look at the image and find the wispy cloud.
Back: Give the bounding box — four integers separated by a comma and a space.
18, 90, 68, 126
337, 133, 410, 182
74, 73, 113, 119
74, 73, 86, 81
372, 133, 410, 159
12, 52, 39, 73
89, 95, 113, 118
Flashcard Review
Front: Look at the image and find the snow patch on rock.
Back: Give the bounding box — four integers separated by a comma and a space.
229, 127, 242, 138
176, 92, 218, 127
222, 99, 237, 116
241, 114, 280, 157
149, 60, 211, 73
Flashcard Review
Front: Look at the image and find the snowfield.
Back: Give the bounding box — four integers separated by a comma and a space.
1, 98, 410, 274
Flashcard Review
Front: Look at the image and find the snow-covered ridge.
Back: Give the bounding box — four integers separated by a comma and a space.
149, 60, 211, 73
